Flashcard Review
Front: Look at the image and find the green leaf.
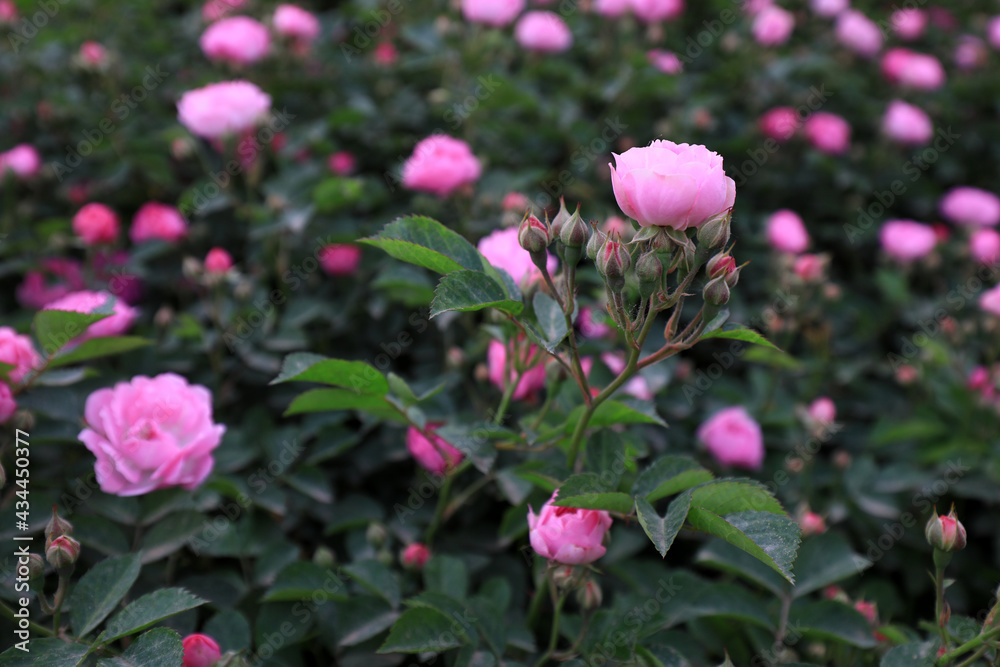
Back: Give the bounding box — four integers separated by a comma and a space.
532, 292, 567, 352
700, 326, 784, 352
636, 493, 690, 558
658, 571, 775, 631
695, 539, 789, 597
324, 494, 384, 534
343, 560, 401, 608
563, 399, 666, 433
406, 591, 479, 645
284, 388, 404, 422
552, 474, 633, 514
879, 641, 938, 666
361, 215, 487, 275
789, 600, 879, 648
204, 610, 252, 652
702, 307, 730, 334
689, 479, 785, 515
271, 353, 389, 395
96, 628, 183, 666
139, 510, 206, 564
632, 457, 713, 503
430, 270, 523, 318
424, 555, 468, 600
378, 608, 468, 654
263, 562, 348, 602
333, 596, 400, 647
0, 639, 89, 665
792, 532, 871, 598
101, 588, 207, 642
33, 308, 111, 356
48, 336, 152, 368
586, 431, 626, 487
686, 509, 800, 584
70, 553, 142, 637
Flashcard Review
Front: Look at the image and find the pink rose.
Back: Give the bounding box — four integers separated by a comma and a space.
891, 9, 926, 40
766, 209, 809, 253
273, 4, 320, 41
0, 144, 41, 179
502, 192, 529, 211
628, 0, 683, 23
758, 107, 799, 142
79, 373, 226, 496
799, 511, 827, 536
477, 227, 556, 285
462, 0, 525, 27
0, 382, 15, 423
204, 247, 234, 274
328, 151, 356, 176
954, 36, 987, 71
752, 6, 794, 46
72, 203, 119, 246
406, 425, 464, 475
939, 187, 1000, 227
374, 42, 397, 65
602, 352, 652, 400
402, 135, 481, 198
835, 10, 882, 57
514, 11, 572, 52
971, 229, 1000, 265
16, 259, 85, 309
202, 0, 247, 22
79, 41, 107, 66
803, 112, 850, 155
982, 285, 1000, 317
528, 490, 613, 564
880, 220, 937, 262
809, 0, 847, 17
808, 397, 836, 424
131, 202, 188, 244
178, 81, 272, 140
0, 327, 41, 384
182, 634, 221, 667
882, 100, 932, 146
646, 49, 683, 74
697, 406, 764, 470
0, 0, 16, 22
989, 16, 1000, 50
610, 140, 735, 230
968, 366, 991, 391
793, 254, 824, 282
881, 49, 945, 90
319, 244, 362, 276
487, 339, 546, 401
402, 543, 431, 570
594, 0, 629, 18
200, 16, 270, 65
43, 291, 138, 342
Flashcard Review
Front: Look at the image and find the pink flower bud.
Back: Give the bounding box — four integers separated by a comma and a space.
406, 425, 464, 476
834, 10, 883, 57
968, 366, 991, 392
758, 107, 799, 142
752, 6, 794, 46
970, 229, 1000, 265
46, 535, 80, 569
854, 600, 878, 624
882, 100, 933, 146
803, 112, 850, 155
182, 633, 222, 667
73, 203, 120, 246
646, 49, 683, 74
518, 214, 551, 254
204, 248, 234, 274
577, 579, 603, 610
528, 491, 613, 564
374, 41, 397, 65
891, 9, 926, 41
799, 511, 827, 536
807, 397, 836, 425
402, 543, 431, 570
319, 244, 362, 276
79, 41, 108, 67
131, 202, 188, 244
273, 4, 321, 42
925, 507, 967, 552
880, 220, 937, 263
697, 406, 764, 470
328, 151, 356, 176
596, 236, 631, 291
766, 209, 809, 253
793, 254, 825, 282
703, 275, 731, 306
706, 253, 736, 280
558, 205, 590, 248
0, 144, 42, 179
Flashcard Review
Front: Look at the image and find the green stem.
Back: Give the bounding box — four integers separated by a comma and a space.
494, 377, 518, 426
0, 600, 55, 637
936, 566, 950, 654
526, 572, 548, 629
529, 393, 555, 431
424, 462, 470, 544
444, 474, 494, 520
938, 625, 1000, 665
532, 580, 565, 667
954, 645, 991, 667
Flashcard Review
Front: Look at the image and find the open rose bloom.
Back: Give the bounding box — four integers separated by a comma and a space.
178, 80, 272, 140
529, 490, 613, 564
200, 16, 271, 65
401, 135, 481, 197
697, 406, 764, 470
79, 373, 226, 496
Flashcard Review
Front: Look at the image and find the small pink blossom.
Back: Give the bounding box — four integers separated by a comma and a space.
328, 151, 356, 176
0, 328, 40, 384
402, 135, 481, 198
528, 490, 613, 564
200, 16, 271, 65
319, 244, 362, 276
766, 209, 809, 253
880, 220, 937, 262
131, 203, 188, 244
182, 634, 221, 667
273, 4, 321, 41
697, 406, 764, 470
803, 112, 850, 155
487, 339, 546, 402
0, 144, 42, 179
73, 203, 120, 246
514, 11, 573, 53
971, 229, 1000, 265
758, 107, 799, 142
204, 248, 234, 274
646, 49, 683, 74
406, 425, 464, 475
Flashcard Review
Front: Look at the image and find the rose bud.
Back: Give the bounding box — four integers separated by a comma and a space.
798, 511, 827, 536
366, 523, 388, 548
45, 507, 73, 551
182, 633, 222, 667
706, 253, 736, 280
401, 543, 431, 570
703, 275, 731, 306
550, 564, 577, 589
559, 204, 590, 250
697, 213, 731, 249
697, 406, 764, 470
528, 491, 612, 564
636, 250, 662, 298
204, 248, 234, 274
25, 553, 45, 579
518, 214, 551, 255
586, 222, 608, 260
596, 236, 631, 292
925, 506, 967, 552
550, 197, 572, 239
854, 600, 878, 625
46, 535, 81, 570
312, 546, 336, 569
576, 579, 603, 610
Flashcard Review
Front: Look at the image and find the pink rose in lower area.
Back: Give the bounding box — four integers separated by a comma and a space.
462, 0, 524, 27
328, 151, 356, 176
477, 227, 557, 285
131, 202, 188, 243
610, 140, 735, 230
402, 543, 431, 570
204, 248, 234, 274
834, 10, 883, 57
981, 284, 1000, 317
178, 81, 272, 140
758, 107, 799, 142
0, 327, 41, 384
487, 339, 547, 401
766, 209, 809, 253
697, 406, 764, 470
78, 373, 226, 496
798, 511, 827, 536
971, 229, 1000, 265
803, 112, 850, 155
0, 144, 42, 179
43, 291, 138, 342
752, 6, 794, 46
882, 100, 932, 146
319, 243, 362, 276
402, 135, 481, 198
880, 220, 937, 262
273, 4, 321, 42
528, 490, 613, 564
73, 203, 120, 246
406, 425, 464, 475
628, 0, 683, 23
515, 12, 572, 53
200, 16, 270, 65
0, 383, 15, 423
939, 187, 1000, 227
182, 634, 221, 667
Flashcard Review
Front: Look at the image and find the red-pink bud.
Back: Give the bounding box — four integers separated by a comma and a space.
518, 214, 551, 254
182, 633, 222, 667
854, 600, 878, 625
798, 511, 827, 536
204, 248, 234, 274
401, 543, 431, 570
925, 506, 967, 552
705, 253, 736, 280
596, 236, 631, 291
576, 579, 603, 610
703, 275, 730, 306
46, 535, 80, 569
45, 506, 73, 551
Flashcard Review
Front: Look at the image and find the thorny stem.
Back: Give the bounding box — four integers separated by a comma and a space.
937, 625, 1000, 665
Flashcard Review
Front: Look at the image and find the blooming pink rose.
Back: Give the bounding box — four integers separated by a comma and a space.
200, 16, 270, 65
528, 490, 613, 564
939, 187, 1000, 227
793, 254, 824, 281
808, 397, 836, 424
610, 140, 735, 230
462, 0, 525, 27
514, 11, 572, 52
204, 247, 234, 274
328, 151, 356, 176
809, 0, 847, 18
273, 4, 320, 41
202, 0, 247, 22
799, 511, 827, 536
766, 209, 809, 253
697, 406, 764, 470
880, 220, 937, 262
402, 543, 431, 569
628, 0, 683, 23
0, 144, 41, 179
594, 0, 629, 18
0, 382, 15, 423
182, 634, 221, 667
487, 339, 546, 401
16, 259, 85, 309
374, 42, 397, 65
72, 203, 119, 246
131, 203, 188, 244
835, 10, 882, 57
43, 291, 138, 342
982, 285, 1000, 317
79, 41, 107, 66
178, 81, 272, 139
758, 107, 799, 142
882, 100, 932, 146
752, 6, 794, 46
319, 244, 362, 276
803, 112, 850, 155
477, 227, 556, 284
646, 49, 683, 74
891, 9, 926, 40
954, 36, 987, 71
989, 16, 1000, 50
602, 352, 653, 400
79, 373, 226, 496
402, 135, 481, 197
971, 229, 1000, 265
406, 425, 464, 475
881, 49, 945, 90
0, 327, 40, 384
0, 0, 16, 22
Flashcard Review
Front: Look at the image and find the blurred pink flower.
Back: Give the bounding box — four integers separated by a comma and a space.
799, 511, 827, 536
528, 490, 612, 564
202, 0, 247, 22
204, 247, 234, 274
402, 543, 431, 569
766, 209, 809, 253
954, 36, 987, 71
374, 41, 398, 65
515, 11, 572, 52
793, 254, 824, 282
200, 16, 271, 65
752, 6, 794, 46
578, 306, 613, 339
462, 0, 525, 27
758, 107, 799, 142
73, 203, 120, 246
131, 203, 188, 244
890, 8, 926, 40
880, 220, 937, 262
502, 192, 530, 211
594, 0, 629, 18
981, 284, 1000, 317
0, 144, 41, 179
477, 226, 556, 284
697, 406, 764, 470
0, 1, 17, 22
401, 135, 481, 197
970, 229, 1000, 265
319, 244, 362, 276
17, 259, 86, 309
0, 328, 41, 384
178, 81, 272, 139
808, 397, 836, 424
628, 0, 683, 23
835, 10, 882, 57
881, 48, 945, 90
602, 352, 652, 400
646, 49, 683, 74
43, 290, 138, 342
273, 4, 321, 41
328, 151, 356, 176
0, 382, 15, 423
79, 41, 108, 66
809, 0, 847, 18
803, 112, 850, 155
406, 425, 464, 475
989, 16, 1000, 50
939, 187, 1000, 227
487, 338, 546, 401
882, 100, 933, 146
